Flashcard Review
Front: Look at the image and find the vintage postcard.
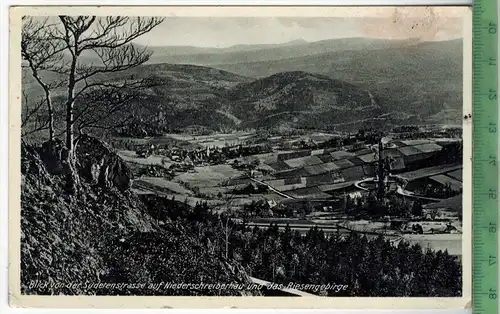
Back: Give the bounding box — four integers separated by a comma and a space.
9, 5, 472, 309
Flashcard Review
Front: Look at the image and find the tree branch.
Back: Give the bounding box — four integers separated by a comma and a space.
75, 44, 151, 82
21, 16, 165, 147
21, 91, 47, 127
78, 17, 164, 50
21, 91, 50, 136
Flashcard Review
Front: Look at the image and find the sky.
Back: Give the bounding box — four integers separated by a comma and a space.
29, 11, 465, 48
132, 15, 464, 48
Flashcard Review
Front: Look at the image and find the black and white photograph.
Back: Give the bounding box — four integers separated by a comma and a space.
11, 5, 471, 307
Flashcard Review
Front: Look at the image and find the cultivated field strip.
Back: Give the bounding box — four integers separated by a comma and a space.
259, 139, 462, 199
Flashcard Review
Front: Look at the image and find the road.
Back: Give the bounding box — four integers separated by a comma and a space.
133, 171, 461, 256
256, 173, 445, 203
354, 177, 373, 191
354, 176, 445, 202
395, 186, 443, 202
248, 277, 316, 296
249, 177, 295, 200
245, 221, 344, 234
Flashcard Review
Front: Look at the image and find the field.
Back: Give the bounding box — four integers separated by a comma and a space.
114, 131, 463, 257
175, 165, 244, 187
166, 131, 257, 148
424, 195, 462, 215
399, 233, 462, 257
118, 133, 463, 202
399, 164, 463, 180
134, 177, 193, 195
117, 150, 171, 167
257, 138, 462, 200
124, 152, 288, 211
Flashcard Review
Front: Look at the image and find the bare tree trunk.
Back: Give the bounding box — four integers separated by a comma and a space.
30, 66, 55, 142
225, 231, 229, 260
220, 218, 232, 260
65, 99, 74, 153
44, 89, 55, 142
64, 56, 79, 194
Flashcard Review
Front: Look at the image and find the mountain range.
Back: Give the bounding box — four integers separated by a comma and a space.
142, 37, 414, 66
22, 37, 464, 135
210, 39, 463, 125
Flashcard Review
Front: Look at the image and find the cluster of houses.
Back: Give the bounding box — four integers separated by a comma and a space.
135, 142, 272, 169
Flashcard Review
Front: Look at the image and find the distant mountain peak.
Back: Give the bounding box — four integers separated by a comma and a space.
282, 38, 309, 45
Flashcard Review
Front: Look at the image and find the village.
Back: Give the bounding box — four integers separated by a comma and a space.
112, 125, 463, 258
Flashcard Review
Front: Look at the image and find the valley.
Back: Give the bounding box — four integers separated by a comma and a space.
112, 125, 463, 259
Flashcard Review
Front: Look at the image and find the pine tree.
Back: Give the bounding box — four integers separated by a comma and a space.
411, 200, 423, 217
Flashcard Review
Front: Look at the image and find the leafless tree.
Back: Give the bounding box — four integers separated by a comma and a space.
72, 75, 161, 136
21, 90, 49, 138
52, 16, 163, 151
219, 215, 234, 260
218, 188, 241, 259
25, 16, 164, 192
21, 17, 66, 142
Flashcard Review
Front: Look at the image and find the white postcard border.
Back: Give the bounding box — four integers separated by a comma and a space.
8, 5, 472, 309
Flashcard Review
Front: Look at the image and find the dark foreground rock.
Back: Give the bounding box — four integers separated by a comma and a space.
75, 134, 132, 191
20, 136, 259, 296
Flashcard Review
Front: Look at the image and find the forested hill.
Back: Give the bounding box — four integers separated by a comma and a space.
23, 63, 382, 135
212, 39, 463, 125
131, 37, 463, 126
23, 39, 463, 135
224, 71, 381, 130
142, 37, 413, 66
113, 68, 381, 133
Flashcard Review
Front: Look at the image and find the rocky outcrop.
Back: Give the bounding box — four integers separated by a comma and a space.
23, 135, 132, 192
75, 134, 132, 191
21, 137, 259, 296
37, 139, 67, 175
21, 142, 52, 186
